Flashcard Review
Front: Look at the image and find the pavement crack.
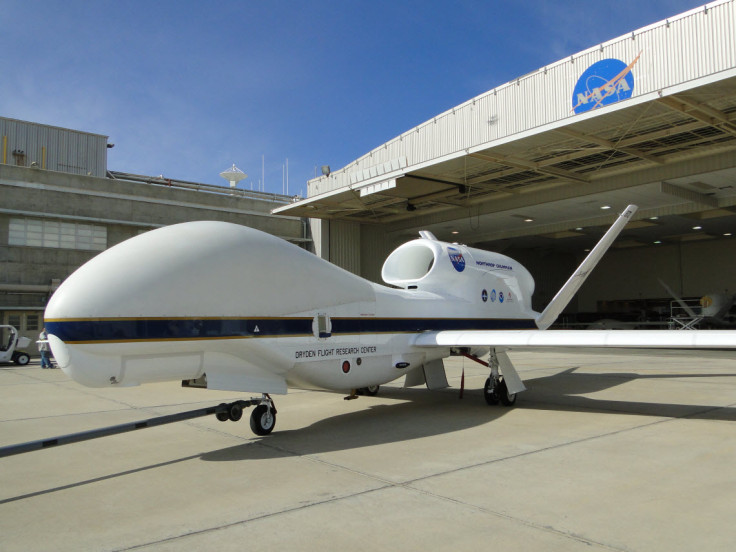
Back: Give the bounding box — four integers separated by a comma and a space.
113, 486, 391, 552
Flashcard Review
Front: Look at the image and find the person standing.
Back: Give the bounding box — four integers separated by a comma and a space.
38, 328, 52, 369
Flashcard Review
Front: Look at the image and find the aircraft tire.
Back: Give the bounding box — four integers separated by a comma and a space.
364, 385, 380, 396
250, 405, 276, 435
216, 403, 230, 422
228, 403, 243, 422
483, 378, 500, 405
498, 378, 517, 407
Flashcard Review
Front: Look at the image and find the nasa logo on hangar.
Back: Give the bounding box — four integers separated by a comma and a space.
572, 52, 641, 114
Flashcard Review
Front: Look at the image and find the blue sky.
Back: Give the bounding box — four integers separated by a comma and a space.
1, 0, 708, 196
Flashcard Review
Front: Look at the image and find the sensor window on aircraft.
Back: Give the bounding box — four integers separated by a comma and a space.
316, 313, 331, 339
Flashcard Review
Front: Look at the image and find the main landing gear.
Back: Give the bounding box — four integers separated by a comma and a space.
344, 385, 380, 400
215, 394, 277, 436
464, 350, 518, 407
483, 376, 516, 406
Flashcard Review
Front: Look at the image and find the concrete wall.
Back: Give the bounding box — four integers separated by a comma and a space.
0, 165, 302, 241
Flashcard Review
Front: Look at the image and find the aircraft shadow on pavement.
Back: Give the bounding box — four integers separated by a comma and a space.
522, 367, 736, 418
201, 368, 736, 462
6, 370, 732, 505
202, 387, 505, 462
0, 389, 500, 504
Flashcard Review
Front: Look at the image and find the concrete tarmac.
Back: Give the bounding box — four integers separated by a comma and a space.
1, 353, 735, 551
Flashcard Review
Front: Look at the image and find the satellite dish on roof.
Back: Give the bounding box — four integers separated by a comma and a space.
219, 164, 247, 189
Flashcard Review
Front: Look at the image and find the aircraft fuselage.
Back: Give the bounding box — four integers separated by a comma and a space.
45, 222, 539, 393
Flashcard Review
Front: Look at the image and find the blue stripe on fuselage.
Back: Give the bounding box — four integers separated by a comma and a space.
46, 317, 537, 343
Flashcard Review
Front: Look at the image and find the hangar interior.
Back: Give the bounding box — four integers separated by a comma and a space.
276, 1, 736, 327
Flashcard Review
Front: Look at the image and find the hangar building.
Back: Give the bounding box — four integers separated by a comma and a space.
276, 1, 736, 326
0, 118, 306, 350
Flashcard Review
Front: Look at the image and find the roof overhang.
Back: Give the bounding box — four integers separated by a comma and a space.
275, 72, 736, 233
275, 2, 736, 251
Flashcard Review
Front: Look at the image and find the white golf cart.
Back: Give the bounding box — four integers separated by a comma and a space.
0, 325, 31, 365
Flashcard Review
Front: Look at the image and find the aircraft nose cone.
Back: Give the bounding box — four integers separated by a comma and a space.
45, 224, 214, 321
43, 331, 121, 388
46, 221, 273, 328
45, 220, 373, 327
47, 334, 70, 369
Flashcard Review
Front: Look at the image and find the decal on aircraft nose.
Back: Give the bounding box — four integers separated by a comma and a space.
447, 247, 465, 272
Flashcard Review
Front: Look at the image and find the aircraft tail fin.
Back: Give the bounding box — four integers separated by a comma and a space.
535, 204, 638, 330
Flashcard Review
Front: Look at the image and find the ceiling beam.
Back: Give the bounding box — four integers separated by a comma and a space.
658, 96, 736, 138
660, 181, 719, 208
555, 127, 664, 164
616, 120, 706, 148
470, 152, 590, 183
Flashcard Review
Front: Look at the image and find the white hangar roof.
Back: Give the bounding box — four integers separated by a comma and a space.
275, 1, 736, 250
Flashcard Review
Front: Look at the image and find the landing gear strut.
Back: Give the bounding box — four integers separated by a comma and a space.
484, 350, 517, 406
464, 349, 519, 407
215, 394, 277, 435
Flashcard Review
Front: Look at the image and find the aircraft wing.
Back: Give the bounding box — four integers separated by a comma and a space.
414, 329, 736, 359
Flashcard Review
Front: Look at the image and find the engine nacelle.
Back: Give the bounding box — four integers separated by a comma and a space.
381, 235, 535, 310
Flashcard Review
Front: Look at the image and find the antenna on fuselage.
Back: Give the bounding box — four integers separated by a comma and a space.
418, 230, 437, 240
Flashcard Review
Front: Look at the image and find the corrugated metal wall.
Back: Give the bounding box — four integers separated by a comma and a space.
312, 219, 395, 281
328, 220, 361, 274
0, 117, 108, 177
360, 226, 394, 284
308, 0, 735, 198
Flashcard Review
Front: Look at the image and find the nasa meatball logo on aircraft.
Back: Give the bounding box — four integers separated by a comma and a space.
447, 246, 465, 272
40, 204, 736, 437
572, 51, 641, 114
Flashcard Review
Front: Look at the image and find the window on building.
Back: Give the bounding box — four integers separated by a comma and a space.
26, 314, 40, 331
8, 218, 107, 251
7, 314, 21, 328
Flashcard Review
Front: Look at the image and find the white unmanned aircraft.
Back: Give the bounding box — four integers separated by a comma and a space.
44, 205, 736, 435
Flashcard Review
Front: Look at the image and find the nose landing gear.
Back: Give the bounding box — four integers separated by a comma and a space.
215, 394, 277, 435
250, 403, 276, 435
